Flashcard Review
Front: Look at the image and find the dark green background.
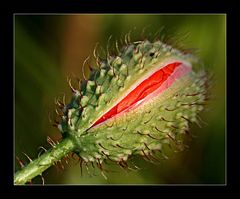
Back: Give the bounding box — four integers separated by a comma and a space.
15, 14, 226, 184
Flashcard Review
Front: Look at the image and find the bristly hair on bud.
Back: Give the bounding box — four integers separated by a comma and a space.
56, 30, 210, 177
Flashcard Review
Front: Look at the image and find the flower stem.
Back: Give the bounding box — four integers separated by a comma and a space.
14, 137, 75, 185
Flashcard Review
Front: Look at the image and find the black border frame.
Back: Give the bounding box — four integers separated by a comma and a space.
1, 0, 238, 196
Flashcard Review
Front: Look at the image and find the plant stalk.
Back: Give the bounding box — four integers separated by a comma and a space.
14, 137, 75, 185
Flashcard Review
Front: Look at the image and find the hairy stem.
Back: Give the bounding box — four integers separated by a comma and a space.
14, 137, 75, 185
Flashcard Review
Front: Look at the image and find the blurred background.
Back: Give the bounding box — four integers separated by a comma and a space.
14, 14, 226, 184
